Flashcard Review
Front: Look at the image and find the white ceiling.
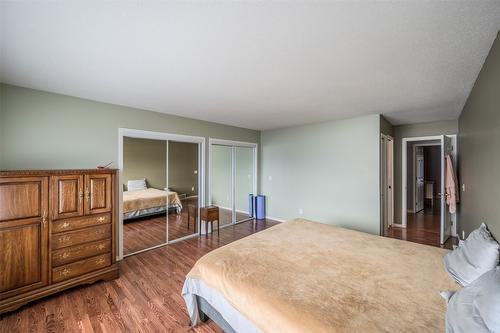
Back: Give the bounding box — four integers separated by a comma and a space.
1, 1, 499, 130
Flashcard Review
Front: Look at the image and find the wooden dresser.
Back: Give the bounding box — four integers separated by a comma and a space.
0, 169, 119, 314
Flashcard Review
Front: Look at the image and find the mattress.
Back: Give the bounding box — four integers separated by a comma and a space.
123, 188, 182, 215
183, 218, 458, 333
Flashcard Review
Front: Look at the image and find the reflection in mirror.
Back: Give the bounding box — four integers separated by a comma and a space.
235, 146, 254, 223
168, 141, 199, 241
122, 137, 167, 255
210, 145, 233, 227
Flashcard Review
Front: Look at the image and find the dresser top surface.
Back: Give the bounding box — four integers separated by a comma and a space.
0, 169, 118, 177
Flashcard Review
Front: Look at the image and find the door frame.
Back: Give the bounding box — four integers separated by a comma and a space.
401, 135, 458, 239
117, 128, 206, 260
380, 134, 394, 235
208, 138, 258, 226
401, 136, 442, 228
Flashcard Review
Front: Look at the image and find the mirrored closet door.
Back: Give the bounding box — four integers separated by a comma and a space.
120, 129, 204, 257
210, 144, 233, 227
122, 137, 168, 256
210, 140, 257, 228
167, 141, 200, 242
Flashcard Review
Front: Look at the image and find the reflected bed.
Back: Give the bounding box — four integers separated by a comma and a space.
123, 188, 182, 220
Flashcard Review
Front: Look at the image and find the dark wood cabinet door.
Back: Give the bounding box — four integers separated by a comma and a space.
84, 174, 112, 215
0, 177, 49, 300
51, 175, 84, 220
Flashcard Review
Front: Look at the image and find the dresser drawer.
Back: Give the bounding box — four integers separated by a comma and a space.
51, 224, 111, 250
52, 214, 110, 234
52, 253, 111, 283
52, 239, 111, 267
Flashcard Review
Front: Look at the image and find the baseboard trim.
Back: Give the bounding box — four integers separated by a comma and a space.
266, 216, 286, 223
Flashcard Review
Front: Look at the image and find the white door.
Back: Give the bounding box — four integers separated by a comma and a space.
415, 146, 425, 213
387, 138, 394, 228
380, 135, 394, 235
440, 135, 454, 244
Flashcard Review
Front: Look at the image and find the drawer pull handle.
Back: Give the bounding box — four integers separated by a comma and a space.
58, 236, 70, 243
61, 252, 70, 259
96, 258, 105, 265
61, 222, 70, 229
97, 244, 106, 250
61, 268, 71, 276
42, 212, 48, 225
97, 217, 105, 223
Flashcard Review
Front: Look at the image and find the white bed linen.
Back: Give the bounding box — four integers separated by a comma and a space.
182, 276, 261, 333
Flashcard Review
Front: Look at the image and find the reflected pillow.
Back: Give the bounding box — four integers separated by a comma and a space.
445, 267, 500, 333
444, 223, 499, 286
127, 179, 147, 191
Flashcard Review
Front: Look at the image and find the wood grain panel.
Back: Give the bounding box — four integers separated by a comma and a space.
0, 176, 48, 301
52, 213, 110, 234
84, 174, 111, 215
52, 239, 111, 267
0, 179, 42, 222
51, 175, 83, 220
51, 224, 111, 250
0, 224, 41, 292
52, 254, 111, 283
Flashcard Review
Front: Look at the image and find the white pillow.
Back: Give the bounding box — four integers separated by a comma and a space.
127, 179, 147, 191
445, 267, 500, 333
444, 223, 499, 286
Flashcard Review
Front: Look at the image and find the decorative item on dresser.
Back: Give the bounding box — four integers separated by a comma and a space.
0, 169, 119, 314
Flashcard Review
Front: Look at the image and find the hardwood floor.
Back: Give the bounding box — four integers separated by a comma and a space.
124, 204, 253, 255
0, 218, 279, 333
124, 198, 200, 255
386, 204, 457, 249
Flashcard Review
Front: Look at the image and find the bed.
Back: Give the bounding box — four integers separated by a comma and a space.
182, 218, 459, 332
123, 188, 182, 220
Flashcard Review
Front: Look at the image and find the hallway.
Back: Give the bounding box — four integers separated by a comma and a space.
387, 203, 457, 249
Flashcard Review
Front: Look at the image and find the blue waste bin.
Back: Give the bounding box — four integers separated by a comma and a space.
255, 195, 266, 220
248, 194, 254, 218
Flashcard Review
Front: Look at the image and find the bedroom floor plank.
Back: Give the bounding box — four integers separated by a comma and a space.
0, 218, 279, 333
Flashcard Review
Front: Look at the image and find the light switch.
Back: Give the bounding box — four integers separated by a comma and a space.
268, 175, 273, 181
462, 184, 466, 192
299, 208, 304, 215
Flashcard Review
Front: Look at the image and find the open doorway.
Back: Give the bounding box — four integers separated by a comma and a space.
387, 135, 458, 248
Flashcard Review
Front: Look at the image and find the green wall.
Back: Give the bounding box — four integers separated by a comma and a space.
123, 137, 166, 190
168, 141, 198, 195
458, 33, 500, 239
0, 84, 260, 203
393, 120, 459, 224
260, 114, 381, 234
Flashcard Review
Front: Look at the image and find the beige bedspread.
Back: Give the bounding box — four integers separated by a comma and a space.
123, 188, 181, 213
187, 218, 458, 333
